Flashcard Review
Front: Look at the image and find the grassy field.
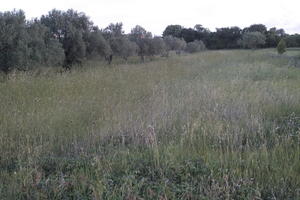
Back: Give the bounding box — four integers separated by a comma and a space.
0, 49, 300, 199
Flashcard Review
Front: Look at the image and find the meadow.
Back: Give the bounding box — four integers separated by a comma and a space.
0, 49, 299, 199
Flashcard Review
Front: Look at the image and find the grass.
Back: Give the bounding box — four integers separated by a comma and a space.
0, 49, 300, 199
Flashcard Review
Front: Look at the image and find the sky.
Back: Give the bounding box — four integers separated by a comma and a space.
1, 0, 300, 36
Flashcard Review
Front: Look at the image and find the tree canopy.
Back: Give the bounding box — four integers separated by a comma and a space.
240, 32, 266, 49
0, 8, 299, 73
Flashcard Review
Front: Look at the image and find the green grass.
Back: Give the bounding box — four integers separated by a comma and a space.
0, 49, 300, 199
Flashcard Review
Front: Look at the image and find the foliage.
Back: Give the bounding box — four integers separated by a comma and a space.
129, 25, 152, 41
241, 32, 266, 49
277, 39, 287, 54
162, 23, 289, 50
148, 36, 166, 56
1, 8, 300, 73
63, 26, 86, 67
129, 25, 153, 61
180, 28, 198, 43
194, 24, 210, 34
41, 9, 93, 67
208, 27, 242, 49
285, 34, 300, 47
0, 10, 64, 73
163, 35, 187, 54
162, 24, 182, 38
243, 24, 267, 34
185, 40, 206, 53
104, 22, 124, 37
104, 23, 137, 60
0, 10, 29, 72
27, 20, 65, 67
265, 27, 286, 47
109, 36, 138, 60
86, 28, 112, 58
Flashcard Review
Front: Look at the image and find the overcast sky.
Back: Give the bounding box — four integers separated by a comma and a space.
1, 0, 300, 35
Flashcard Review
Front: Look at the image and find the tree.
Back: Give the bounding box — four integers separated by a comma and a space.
163, 25, 182, 38
0, 10, 29, 73
186, 40, 206, 53
148, 37, 166, 56
285, 34, 300, 47
181, 28, 198, 43
109, 36, 138, 60
0, 10, 64, 73
103, 23, 137, 61
163, 35, 186, 55
63, 26, 86, 67
265, 27, 286, 48
214, 27, 242, 49
194, 24, 210, 44
129, 25, 152, 61
194, 24, 209, 33
277, 39, 286, 54
41, 9, 93, 68
241, 32, 266, 49
120, 38, 138, 60
104, 22, 124, 37
243, 24, 267, 34
86, 27, 112, 58
27, 20, 64, 67
129, 25, 152, 41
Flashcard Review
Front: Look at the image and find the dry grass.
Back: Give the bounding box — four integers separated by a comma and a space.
0, 49, 300, 199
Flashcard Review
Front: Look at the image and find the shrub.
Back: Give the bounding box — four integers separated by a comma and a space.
109, 36, 138, 60
163, 35, 187, 55
185, 40, 206, 53
277, 39, 286, 54
148, 37, 166, 56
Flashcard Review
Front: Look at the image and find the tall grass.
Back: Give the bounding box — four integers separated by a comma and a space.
0, 49, 299, 199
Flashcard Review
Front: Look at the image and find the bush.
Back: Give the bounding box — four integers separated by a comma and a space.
163, 35, 186, 55
185, 40, 206, 53
277, 39, 286, 54
109, 36, 138, 60
148, 37, 166, 56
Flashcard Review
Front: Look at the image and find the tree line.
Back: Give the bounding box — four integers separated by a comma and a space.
0, 9, 299, 73
163, 24, 300, 49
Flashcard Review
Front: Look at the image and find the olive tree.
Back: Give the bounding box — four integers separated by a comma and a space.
104, 22, 124, 37
41, 9, 93, 68
163, 35, 187, 55
148, 37, 167, 56
186, 40, 206, 53
104, 23, 137, 61
129, 25, 153, 61
86, 27, 112, 58
27, 20, 64, 67
0, 10, 29, 72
